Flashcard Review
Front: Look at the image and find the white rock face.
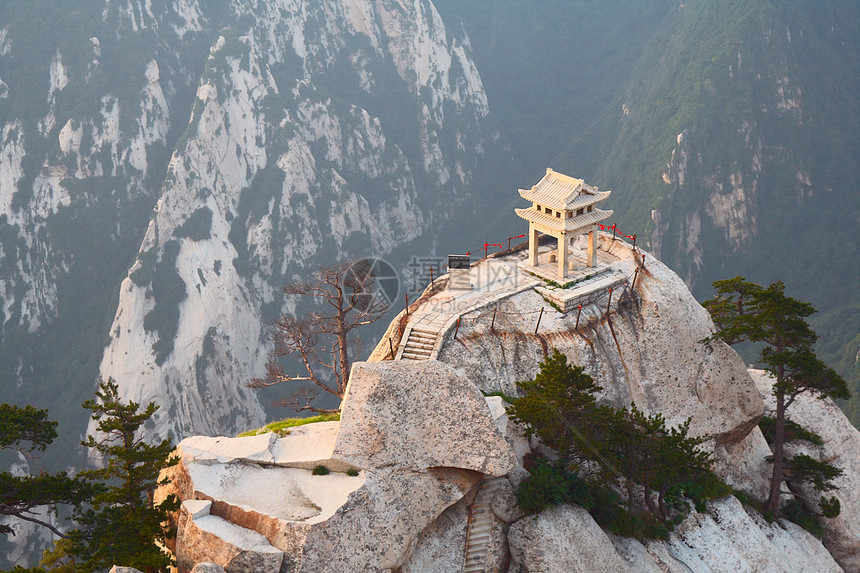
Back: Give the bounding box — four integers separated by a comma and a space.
96, 0, 498, 443
712, 426, 773, 500
509, 504, 631, 573
750, 369, 860, 571
398, 492, 472, 573
509, 497, 842, 573
161, 243, 858, 571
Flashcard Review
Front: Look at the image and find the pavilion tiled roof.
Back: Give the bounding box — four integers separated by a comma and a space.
515, 207, 613, 232
518, 168, 608, 210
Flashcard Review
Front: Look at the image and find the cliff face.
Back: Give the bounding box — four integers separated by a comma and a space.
95, 0, 499, 443
0, 0, 505, 455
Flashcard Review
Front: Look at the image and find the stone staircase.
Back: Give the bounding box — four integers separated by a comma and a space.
399, 327, 438, 360
463, 476, 506, 572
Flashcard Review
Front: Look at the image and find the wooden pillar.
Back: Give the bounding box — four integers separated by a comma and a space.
528, 222, 539, 266
558, 232, 568, 279
587, 228, 596, 267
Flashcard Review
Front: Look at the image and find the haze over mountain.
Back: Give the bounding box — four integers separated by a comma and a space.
0, 0, 857, 486
1, 0, 859, 567
436, 0, 860, 419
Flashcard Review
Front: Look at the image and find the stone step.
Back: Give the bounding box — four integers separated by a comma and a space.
403, 345, 432, 354
408, 334, 437, 344
401, 352, 431, 361
404, 341, 435, 350
402, 349, 431, 356
467, 548, 489, 558
411, 327, 439, 336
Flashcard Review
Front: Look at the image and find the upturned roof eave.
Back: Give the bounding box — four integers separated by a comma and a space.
515, 208, 614, 232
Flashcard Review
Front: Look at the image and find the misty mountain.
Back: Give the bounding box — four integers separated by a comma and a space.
1, 0, 858, 462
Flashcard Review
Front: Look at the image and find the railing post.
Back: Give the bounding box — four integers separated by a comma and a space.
612, 225, 617, 241
405, 294, 409, 317
454, 317, 461, 339
632, 234, 637, 251
606, 288, 613, 314
490, 308, 497, 332
388, 337, 395, 359
429, 266, 434, 294
534, 307, 544, 335
575, 304, 582, 329
632, 267, 640, 290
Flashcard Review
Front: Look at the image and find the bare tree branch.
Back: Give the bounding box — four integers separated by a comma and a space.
249, 259, 390, 412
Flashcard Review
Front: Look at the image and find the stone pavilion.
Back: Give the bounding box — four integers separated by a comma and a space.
515, 169, 612, 280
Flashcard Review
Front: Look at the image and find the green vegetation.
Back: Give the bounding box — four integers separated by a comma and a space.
238, 412, 341, 437
174, 206, 214, 242
41, 379, 179, 572
481, 390, 517, 404
142, 240, 188, 366
0, 403, 58, 452
0, 405, 101, 538
311, 465, 330, 476
1, 383, 179, 571
704, 277, 849, 517
758, 415, 823, 447
508, 350, 729, 538
346, 468, 360, 477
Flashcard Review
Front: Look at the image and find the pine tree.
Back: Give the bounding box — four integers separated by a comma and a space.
703, 277, 849, 515
43, 379, 179, 573
509, 350, 725, 528
0, 404, 100, 538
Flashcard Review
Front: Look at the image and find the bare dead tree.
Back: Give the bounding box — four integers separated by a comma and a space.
248, 260, 390, 413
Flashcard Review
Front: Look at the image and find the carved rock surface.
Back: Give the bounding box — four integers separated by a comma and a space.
750, 368, 860, 571
399, 493, 472, 573
176, 500, 283, 573
333, 360, 517, 475
297, 466, 480, 571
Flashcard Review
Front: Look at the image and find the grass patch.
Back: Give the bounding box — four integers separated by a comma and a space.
482, 390, 518, 404
312, 465, 330, 476
238, 413, 340, 437
346, 468, 360, 477
537, 292, 563, 313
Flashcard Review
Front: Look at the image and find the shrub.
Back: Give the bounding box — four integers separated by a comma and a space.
516, 459, 591, 515
782, 498, 824, 537
312, 465, 330, 476
346, 468, 359, 477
